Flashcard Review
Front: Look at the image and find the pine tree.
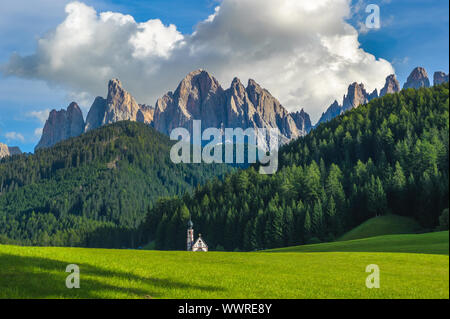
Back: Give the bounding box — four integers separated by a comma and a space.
284, 206, 295, 246
304, 161, 322, 203
326, 164, 345, 209
326, 196, 337, 232
367, 176, 387, 217
312, 201, 323, 236
304, 210, 312, 239
264, 198, 284, 248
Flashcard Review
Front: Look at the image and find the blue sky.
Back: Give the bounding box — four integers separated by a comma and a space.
0, 0, 448, 153
353, 0, 449, 85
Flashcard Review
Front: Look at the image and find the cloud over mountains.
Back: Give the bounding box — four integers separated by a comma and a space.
2, 0, 394, 121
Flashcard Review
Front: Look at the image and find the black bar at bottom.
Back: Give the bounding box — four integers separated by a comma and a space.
1, 299, 449, 318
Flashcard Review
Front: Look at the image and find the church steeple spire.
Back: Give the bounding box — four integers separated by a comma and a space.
187, 220, 194, 251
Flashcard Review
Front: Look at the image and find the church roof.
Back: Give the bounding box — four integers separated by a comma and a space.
193, 236, 208, 248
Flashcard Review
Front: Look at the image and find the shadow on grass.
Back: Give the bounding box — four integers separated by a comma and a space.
0, 253, 224, 299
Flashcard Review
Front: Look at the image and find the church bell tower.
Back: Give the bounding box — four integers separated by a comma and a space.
187, 220, 194, 251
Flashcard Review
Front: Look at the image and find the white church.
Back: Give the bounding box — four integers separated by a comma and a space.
187, 220, 208, 252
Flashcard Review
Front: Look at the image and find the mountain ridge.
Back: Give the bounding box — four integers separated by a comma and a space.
35, 67, 449, 149
154, 70, 304, 143
37, 70, 311, 150
317, 67, 448, 126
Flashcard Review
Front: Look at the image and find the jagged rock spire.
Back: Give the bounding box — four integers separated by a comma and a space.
403, 67, 430, 89
380, 74, 400, 97
35, 102, 85, 150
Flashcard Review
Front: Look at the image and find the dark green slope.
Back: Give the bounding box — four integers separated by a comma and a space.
138, 84, 449, 251
337, 214, 423, 241
0, 121, 232, 247
266, 231, 449, 255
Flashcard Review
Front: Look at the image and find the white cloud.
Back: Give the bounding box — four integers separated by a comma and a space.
5, 132, 25, 143
26, 109, 51, 125
66, 91, 95, 114
392, 56, 410, 66
1, 0, 394, 123
34, 128, 44, 137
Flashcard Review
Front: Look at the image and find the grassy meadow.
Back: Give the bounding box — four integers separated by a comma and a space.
0, 231, 448, 299
338, 215, 424, 241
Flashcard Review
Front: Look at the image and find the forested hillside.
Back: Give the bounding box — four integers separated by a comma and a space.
0, 122, 232, 247
1, 85, 448, 250
138, 84, 449, 251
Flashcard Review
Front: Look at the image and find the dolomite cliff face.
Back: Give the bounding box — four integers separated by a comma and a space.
102, 78, 141, 125
380, 74, 400, 97
317, 100, 342, 126
342, 83, 376, 112
0, 143, 10, 159
35, 102, 85, 150
317, 81, 379, 126
290, 109, 312, 135
84, 97, 107, 132
0, 143, 22, 159
137, 104, 155, 126
154, 70, 227, 134
153, 70, 304, 142
85, 79, 153, 132
403, 67, 430, 89
434, 71, 449, 86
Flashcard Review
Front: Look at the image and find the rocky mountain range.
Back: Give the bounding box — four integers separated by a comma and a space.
35, 67, 449, 150
0, 143, 22, 159
154, 70, 305, 143
36, 70, 311, 149
402, 67, 449, 89
317, 82, 380, 126
37, 80, 155, 150
85, 79, 154, 132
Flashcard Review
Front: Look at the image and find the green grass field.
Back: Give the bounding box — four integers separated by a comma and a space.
267, 231, 449, 255
0, 231, 448, 299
